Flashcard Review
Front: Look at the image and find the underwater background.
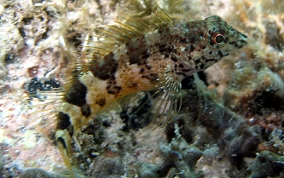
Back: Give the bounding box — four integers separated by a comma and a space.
0, 0, 284, 177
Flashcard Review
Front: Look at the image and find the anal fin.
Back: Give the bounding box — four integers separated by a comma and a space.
55, 129, 74, 178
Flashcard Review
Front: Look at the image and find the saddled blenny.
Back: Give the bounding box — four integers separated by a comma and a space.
53, 9, 247, 177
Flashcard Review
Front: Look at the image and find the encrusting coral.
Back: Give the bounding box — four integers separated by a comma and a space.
1, 0, 284, 177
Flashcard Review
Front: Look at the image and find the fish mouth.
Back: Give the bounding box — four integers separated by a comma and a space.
228, 31, 247, 49
237, 32, 248, 48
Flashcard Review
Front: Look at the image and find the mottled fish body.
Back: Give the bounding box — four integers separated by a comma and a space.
55, 11, 247, 176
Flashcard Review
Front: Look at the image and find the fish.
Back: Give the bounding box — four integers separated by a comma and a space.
54, 9, 247, 176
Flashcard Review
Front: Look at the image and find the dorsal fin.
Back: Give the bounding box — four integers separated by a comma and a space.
83, 8, 174, 60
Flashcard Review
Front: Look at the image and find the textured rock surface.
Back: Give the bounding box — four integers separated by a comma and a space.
1, 0, 284, 177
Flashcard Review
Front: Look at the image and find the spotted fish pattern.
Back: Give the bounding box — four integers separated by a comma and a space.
55, 14, 247, 174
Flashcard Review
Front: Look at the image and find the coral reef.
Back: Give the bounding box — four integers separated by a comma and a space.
248, 150, 284, 178
87, 156, 124, 177
0, 0, 284, 177
184, 85, 262, 169
19, 168, 66, 178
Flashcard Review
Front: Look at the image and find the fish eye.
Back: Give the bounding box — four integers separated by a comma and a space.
212, 34, 225, 44
206, 29, 227, 48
